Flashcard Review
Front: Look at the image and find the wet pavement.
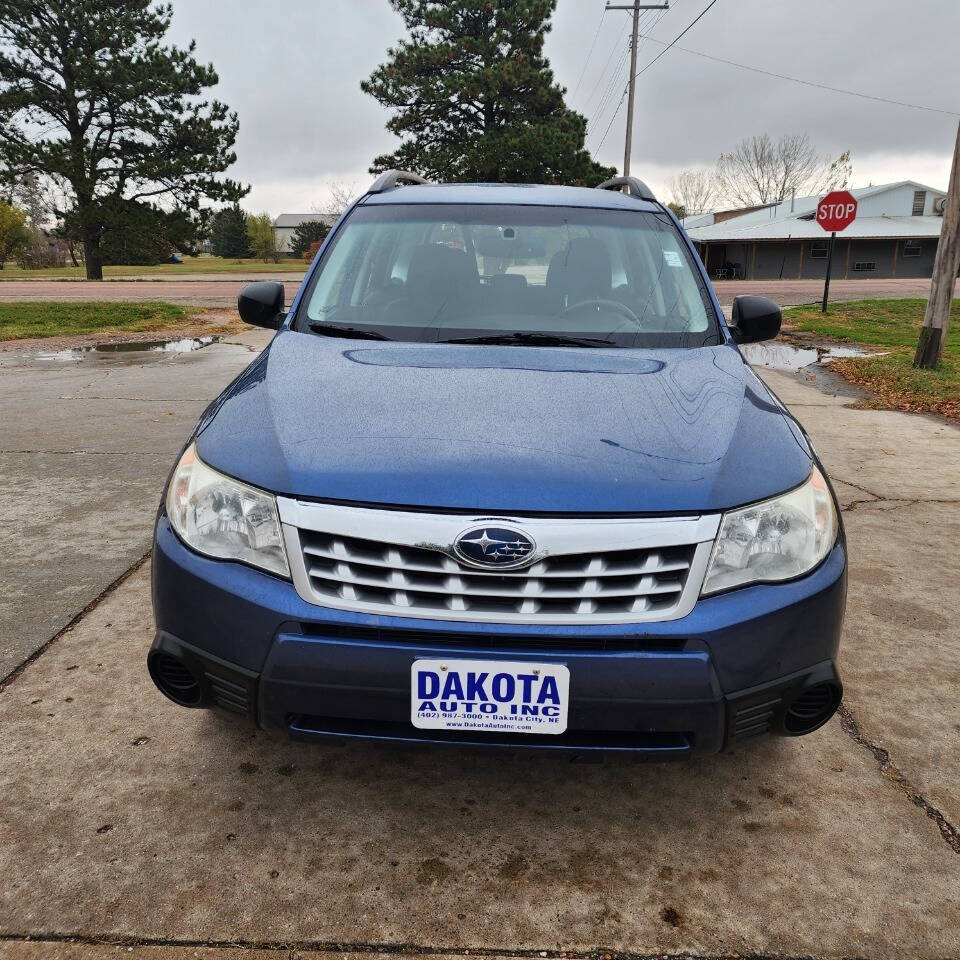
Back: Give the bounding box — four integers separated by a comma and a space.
36, 336, 220, 362
740, 340, 878, 371
2, 332, 960, 959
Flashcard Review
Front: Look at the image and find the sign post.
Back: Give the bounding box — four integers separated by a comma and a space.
816, 190, 858, 313
821, 232, 836, 313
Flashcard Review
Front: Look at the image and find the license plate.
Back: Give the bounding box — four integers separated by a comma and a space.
411, 658, 570, 735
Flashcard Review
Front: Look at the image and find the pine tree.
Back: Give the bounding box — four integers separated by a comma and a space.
211, 206, 251, 259
0, 1, 247, 279
362, 0, 615, 186
290, 219, 331, 257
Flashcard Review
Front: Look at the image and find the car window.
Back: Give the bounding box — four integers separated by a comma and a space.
295, 203, 720, 348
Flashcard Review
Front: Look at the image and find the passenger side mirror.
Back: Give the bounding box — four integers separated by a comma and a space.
238, 281, 285, 329
730, 295, 781, 343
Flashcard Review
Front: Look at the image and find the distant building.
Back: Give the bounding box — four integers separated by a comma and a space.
685, 181, 948, 280
272, 213, 339, 254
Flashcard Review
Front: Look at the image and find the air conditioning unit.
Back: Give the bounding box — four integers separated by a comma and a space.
933, 196, 947, 215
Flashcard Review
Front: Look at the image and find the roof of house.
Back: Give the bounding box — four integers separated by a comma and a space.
686, 180, 947, 241
273, 213, 339, 228
688, 214, 945, 242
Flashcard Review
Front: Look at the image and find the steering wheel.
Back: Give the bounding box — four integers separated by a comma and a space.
557, 298, 643, 328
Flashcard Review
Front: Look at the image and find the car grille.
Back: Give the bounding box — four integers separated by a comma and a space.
296, 529, 698, 622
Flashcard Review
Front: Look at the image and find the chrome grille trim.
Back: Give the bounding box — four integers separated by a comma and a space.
278, 498, 719, 625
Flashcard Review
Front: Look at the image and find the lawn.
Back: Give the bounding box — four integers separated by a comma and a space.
0, 256, 305, 279
0, 300, 192, 341
783, 298, 960, 419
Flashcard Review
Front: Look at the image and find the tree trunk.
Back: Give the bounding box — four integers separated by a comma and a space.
915, 119, 960, 369
83, 231, 103, 281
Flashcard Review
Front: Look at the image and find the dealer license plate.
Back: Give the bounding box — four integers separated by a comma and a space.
411, 658, 570, 735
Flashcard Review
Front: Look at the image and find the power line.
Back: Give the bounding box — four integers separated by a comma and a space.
589, 7, 665, 143
596, 0, 717, 150
570, 9, 607, 101
582, 27, 626, 112
589, 39, 631, 130
643, 40, 960, 117
628, 0, 719, 83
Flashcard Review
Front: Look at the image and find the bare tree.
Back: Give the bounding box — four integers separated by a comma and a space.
312, 181, 359, 218
668, 169, 717, 218
714, 134, 851, 208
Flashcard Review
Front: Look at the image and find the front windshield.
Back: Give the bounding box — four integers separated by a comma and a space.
295, 203, 720, 348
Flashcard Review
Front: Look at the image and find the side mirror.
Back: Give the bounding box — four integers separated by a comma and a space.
730, 295, 781, 343
238, 281, 285, 329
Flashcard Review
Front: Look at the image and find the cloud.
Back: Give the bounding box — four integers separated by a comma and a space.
167, 0, 959, 212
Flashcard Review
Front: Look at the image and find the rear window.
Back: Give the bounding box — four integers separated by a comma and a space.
294, 203, 720, 348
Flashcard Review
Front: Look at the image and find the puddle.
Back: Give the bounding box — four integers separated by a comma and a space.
38, 336, 218, 361
741, 341, 877, 372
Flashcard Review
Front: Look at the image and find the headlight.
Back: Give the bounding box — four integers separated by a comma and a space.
701, 466, 837, 595
165, 442, 289, 577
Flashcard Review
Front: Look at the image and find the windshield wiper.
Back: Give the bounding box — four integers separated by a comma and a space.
442, 332, 617, 348
307, 321, 392, 341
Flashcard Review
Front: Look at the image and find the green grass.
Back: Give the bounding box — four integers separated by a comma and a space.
0, 256, 305, 279
0, 300, 190, 341
783, 299, 960, 419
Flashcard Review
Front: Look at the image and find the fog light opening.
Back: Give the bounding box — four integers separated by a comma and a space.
149, 652, 204, 707
783, 682, 841, 735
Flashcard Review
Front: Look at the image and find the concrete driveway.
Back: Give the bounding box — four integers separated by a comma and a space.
0, 330, 272, 679
1, 334, 959, 960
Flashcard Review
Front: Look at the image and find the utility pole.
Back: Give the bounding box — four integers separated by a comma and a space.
915, 118, 960, 369
606, 1, 669, 177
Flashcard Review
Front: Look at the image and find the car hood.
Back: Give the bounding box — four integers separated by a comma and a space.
195, 328, 812, 514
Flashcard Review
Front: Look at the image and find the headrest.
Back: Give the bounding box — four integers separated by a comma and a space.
406, 243, 478, 297
489, 272, 527, 290
546, 238, 612, 303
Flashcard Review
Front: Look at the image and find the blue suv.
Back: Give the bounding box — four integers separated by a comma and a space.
149, 172, 846, 756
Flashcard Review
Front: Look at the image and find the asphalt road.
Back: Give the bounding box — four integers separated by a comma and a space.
1, 333, 959, 958
0, 274, 957, 307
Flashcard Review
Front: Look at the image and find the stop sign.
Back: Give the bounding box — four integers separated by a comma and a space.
817, 191, 858, 232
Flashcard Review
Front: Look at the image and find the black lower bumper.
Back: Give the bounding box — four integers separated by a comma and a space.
148, 631, 841, 756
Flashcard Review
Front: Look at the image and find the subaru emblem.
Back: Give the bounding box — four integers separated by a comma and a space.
453, 525, 537, 570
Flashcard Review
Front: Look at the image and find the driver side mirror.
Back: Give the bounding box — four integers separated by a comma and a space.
730, 295, 781, 343
238, 281, 285, 329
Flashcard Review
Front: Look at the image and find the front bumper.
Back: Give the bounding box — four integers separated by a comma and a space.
150, 516, 846, 756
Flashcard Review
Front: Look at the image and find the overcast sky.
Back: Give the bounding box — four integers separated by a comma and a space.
167, 0, 960, 214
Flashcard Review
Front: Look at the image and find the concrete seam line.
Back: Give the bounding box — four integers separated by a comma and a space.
830, 475, 884, 500
55, 397, 213, 402
0, 450, 172, 456
838, 704, 960, 855
0, 935, 859, 960
844, 497, 960, 513
0, 550, 151, 693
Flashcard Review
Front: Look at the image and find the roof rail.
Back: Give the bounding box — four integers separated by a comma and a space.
367, 169, 430, 194
596, 175, 657, 202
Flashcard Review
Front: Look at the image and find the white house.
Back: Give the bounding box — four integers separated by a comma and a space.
272, 213, 339, 254
685, 181, 948, 280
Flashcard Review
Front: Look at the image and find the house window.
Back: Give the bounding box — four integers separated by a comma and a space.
912, 190, 926, 216
810, 240, 829, 259
903, 241, 922, 258
853, 261, 877, 272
